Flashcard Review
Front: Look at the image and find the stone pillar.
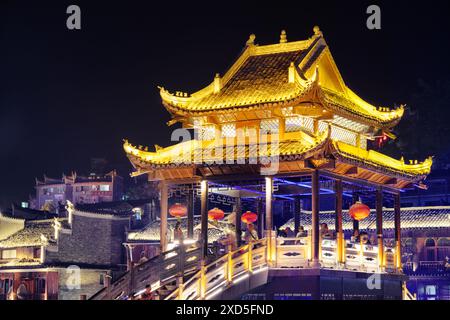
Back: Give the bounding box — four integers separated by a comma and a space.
187, 187, 194, 239
376, 187, 384, 269
394, 193, 402, 271
335, 179, 344, 264
200, 180, 209, 258
160, 181, 168, 252
311, 170, 320, 266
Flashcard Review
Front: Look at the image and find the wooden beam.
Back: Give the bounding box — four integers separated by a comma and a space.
384, 177, 398, 185
343, 166, 358, 175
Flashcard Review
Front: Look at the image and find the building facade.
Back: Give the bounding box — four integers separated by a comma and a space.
33, 171, 123, 212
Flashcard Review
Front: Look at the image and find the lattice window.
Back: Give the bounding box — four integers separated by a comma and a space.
196, 125, 216, 141
281, 107, 294, 117
221, 123, 236, 138
331, 125, 357, 146
360, 136, 367, 150
260, 119, 279, 133
318, 121, 328, 133
285, 116, 302, 133
303, 117, 314, 134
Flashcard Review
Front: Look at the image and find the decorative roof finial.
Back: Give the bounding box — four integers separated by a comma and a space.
280, 30, 287, 43
313, 25, 323, 37
246, 34, 256, 46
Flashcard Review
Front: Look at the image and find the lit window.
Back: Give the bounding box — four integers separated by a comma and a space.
285, 117, 302, 133
260, 119, 279, 134
196, 125, 216, 141
221, 124, 236, 138
330, 126, 357, 146
2, 249, 17, 259
100, 185, 110, 192
425, 285, 437, 296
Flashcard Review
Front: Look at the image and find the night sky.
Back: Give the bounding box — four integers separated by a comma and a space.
1, 0, 450, 209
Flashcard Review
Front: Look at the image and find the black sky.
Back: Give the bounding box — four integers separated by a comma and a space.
1, 0, 450, 208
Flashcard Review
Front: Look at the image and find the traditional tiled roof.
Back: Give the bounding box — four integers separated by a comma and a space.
280, 206, 450, 232
4, 205, 58, 221
330, 141, 432, 179
127, 216, 234, 243
0, 220, 55, 249
124, 130, 328, 168
160, 28, 403, 128
75, 199, 151, 216
124, 131, 432, 181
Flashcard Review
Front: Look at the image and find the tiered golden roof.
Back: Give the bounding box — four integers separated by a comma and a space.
160, 28, 404, 129
124, 27, 432, 189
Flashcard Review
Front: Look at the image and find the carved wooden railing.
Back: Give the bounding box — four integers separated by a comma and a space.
165, 239, 268, 300
90, 241, 202, 300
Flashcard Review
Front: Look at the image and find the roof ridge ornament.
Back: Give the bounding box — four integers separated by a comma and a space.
280, 30, 287, 43
313, 25, 323, 37
246, 34, 256, 46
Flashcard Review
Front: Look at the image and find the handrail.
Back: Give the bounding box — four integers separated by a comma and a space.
90, 241, 202, 300
165, 239, 268, 300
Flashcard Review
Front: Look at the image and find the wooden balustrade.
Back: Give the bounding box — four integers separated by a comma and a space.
90, 241, 202, 300
92, 235, 402, 300
165, 239, 267, 300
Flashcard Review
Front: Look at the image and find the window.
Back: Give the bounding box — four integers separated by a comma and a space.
221, 123, 236, 138
437, 238, 450, 247
196, 125, 216, 141
100, 185, 110, 192
285, 117, 302, 133
330, 125, 357, 146
425, 285, 437, 296
260, 119, 279, 134
2, 249, 17, 259
425, 239, 436, 247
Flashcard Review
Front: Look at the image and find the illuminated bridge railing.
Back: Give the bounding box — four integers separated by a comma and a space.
91, 236, 400, 300
165, 239, 268, 300
90, 241, 202, 300
403, 261, 450, 276
275, 237, 397, 273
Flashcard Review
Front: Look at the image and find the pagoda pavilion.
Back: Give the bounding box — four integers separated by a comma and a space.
122, 27, 432, 299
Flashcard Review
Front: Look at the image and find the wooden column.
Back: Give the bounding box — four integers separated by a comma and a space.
294, 196, 302, 233
235, 196, 242, 247
265, 176, 274, 263
160, 181, 168, 252
352, 193, 359, 232
376, 187, 384, 269
265, 177, 273, 232
335, 180, 344, 264
256, 198, 264, 239
311, 170, 320, 265
394, 193, 402, 270
200, 180, 209, 258
187, 188, 194, 239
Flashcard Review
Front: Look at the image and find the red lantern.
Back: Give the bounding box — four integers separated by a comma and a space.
241, 211, 258, 224
169, 203, 187, 218
208, 208, 224, 221
349, 202, 370, 221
